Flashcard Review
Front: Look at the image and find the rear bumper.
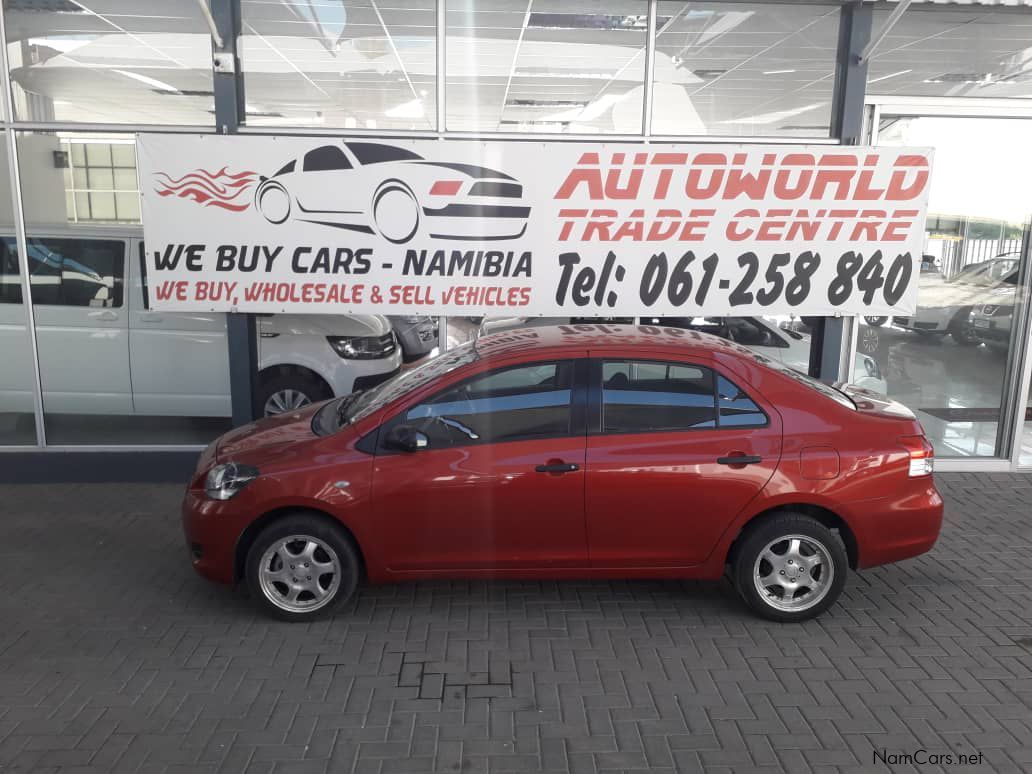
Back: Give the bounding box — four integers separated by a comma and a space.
848, 479, 944, 569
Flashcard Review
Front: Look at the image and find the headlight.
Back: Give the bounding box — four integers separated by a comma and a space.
327, 334, 397, 359
205, 462, 259, 500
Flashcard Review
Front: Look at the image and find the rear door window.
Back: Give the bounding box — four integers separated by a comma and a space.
600, 360, 768, 433
601, 360, 717, 433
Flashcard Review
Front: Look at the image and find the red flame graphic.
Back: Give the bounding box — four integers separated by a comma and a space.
153, 166, 258, 212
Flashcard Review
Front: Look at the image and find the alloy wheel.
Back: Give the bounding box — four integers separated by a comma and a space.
264, 388, 311, 416
257, 535, 341, 613
752, 534, 835, 613
859, 326, 880, 354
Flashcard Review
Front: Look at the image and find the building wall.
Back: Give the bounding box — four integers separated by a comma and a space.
0, 1, 1030, 476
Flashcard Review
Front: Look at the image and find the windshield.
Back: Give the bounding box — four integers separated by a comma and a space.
313, 341, 480, 435
950, 258, 1016, 286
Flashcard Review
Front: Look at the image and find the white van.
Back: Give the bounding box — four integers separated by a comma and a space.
0, 226, 401, 422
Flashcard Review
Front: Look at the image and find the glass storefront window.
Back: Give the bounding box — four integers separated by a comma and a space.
861, 116, 1032, 459
867, 7, 1032, 101
445, 0, 647, 133
2, 1, 216, 125
240, 0, 437, 130
1022, 378, 1032, 467
0, 131, 38, 445
14, 131, 231, 445
652, 2, 840, 138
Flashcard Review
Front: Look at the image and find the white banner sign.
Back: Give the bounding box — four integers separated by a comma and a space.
137, 135, 933, 317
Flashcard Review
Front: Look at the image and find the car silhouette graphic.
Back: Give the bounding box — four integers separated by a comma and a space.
253, 141, 531, 243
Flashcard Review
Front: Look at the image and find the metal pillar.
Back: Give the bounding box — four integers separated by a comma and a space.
210, 0, 256, 425
811, 1, 873, 380
831, 2, 872, 146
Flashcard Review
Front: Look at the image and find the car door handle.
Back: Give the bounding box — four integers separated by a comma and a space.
717, 454, 762, 466
90, 310, 119, 322
139, 314, 164, 323
535, 462, 580, 474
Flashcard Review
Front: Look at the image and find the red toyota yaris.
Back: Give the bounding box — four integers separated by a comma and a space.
182, 324, 943, 623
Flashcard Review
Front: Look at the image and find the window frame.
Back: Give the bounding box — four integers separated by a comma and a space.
375, 357, 589, 454
588, 357, 769, 437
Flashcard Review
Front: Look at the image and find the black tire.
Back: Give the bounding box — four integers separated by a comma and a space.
864, 316, 887, 327
950, 326, 978, 346
732, 513, 848, 623
257, 370, 331, 417
950, 308, 978, 345
245, 513, 361, 622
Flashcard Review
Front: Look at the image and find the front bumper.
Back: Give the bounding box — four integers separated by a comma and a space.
354, 365, 401, 392
329, 347, 403, 395
182, 488, 245, 585
971, 320, 1010, 346
892, 315, 947, 333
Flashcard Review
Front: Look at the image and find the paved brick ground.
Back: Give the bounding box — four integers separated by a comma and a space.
0, 473, 1031, 773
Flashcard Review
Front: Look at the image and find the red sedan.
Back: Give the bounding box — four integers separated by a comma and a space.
182, 324, 942, 623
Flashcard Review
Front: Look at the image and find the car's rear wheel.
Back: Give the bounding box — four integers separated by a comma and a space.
245, 513, 360, 622
258, 371, 331, 417
732, 513, 847, 622
863, 316, 887, 327
373, 179, 419, 244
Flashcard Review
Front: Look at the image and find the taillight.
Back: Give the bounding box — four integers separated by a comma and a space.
430, 180, 462, 196
898, 435, 934, 477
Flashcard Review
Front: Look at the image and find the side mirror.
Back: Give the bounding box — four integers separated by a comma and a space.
385, 424, 429, 453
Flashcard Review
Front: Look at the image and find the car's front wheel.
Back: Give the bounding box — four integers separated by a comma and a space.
864, 316, 887, 327
245, 513, 360, 622
732, 513, 847, 622
950, 308, 979, 345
